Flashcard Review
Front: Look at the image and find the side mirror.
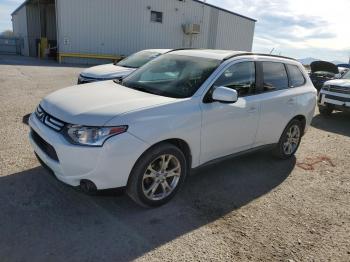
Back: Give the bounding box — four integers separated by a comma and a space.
212, 86, 238, 103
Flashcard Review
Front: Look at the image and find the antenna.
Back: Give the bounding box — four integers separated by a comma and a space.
269, 48, 275, 54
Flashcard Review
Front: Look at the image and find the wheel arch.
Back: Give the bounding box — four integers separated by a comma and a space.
126, 138, 193, 189
291, 114, 307, 135
132, 138, 192, 172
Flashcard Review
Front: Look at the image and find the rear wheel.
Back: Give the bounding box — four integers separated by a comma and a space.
127, 143, 187, 207
273, 119, 303, 159
319, 105, 334, 116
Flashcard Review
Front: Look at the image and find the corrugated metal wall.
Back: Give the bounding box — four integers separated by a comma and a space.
26, 4, 41, 57
12, 6, 29, 56
215, 11, 255, 51
56, 0, 255, 63
45, 4, 57, 41
12, 1, 57, 57
207, 8, 219, 49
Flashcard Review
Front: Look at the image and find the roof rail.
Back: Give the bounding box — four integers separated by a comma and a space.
166, 48, 202, 53
223, 53, 297, 62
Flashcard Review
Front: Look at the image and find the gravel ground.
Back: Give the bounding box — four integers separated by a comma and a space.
0, 55, 349, 262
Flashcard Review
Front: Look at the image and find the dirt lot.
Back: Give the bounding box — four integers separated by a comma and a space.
0, 55, 349, 262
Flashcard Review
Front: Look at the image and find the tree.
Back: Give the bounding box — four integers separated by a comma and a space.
1, 30, 15, 37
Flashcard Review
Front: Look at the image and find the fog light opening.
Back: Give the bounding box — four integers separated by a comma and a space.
80, 179, 97, 194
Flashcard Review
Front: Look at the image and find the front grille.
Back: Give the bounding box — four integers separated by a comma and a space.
35, 105, 65, 132
78, 75, 121, 84
329, 85, 350, 94
325, 94, 350, 103
78, 75, 99, 84
31, 129, 59, 162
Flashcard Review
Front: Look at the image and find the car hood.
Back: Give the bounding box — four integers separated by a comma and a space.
324, 79, 350, 88
80, 64, 136, 79
40, 81, 176, 126
310, 61, 339, 74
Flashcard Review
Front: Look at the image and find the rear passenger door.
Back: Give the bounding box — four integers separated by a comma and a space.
254, 61, 298, 146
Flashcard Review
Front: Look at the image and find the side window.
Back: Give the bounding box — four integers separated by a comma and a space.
286, 64, 305, 87
214, 62, 256, 97
262, 62, 289, 91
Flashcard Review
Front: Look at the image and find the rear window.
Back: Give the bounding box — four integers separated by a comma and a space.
262, 62, 289, 91
117, 51, 161, 69
287, 64, 305, 87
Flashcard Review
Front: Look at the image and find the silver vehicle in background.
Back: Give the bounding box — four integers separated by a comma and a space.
78, 49, 172, 84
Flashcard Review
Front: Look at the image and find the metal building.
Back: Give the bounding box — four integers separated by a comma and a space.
12, 0, 256, 64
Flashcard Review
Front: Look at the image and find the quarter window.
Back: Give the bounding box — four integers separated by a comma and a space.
262, 62, 289, 91
151, 11, 163, 23
286, 64, 305, 87
213, 62, 256, 97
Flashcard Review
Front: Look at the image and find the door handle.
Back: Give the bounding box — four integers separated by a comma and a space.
247, 106, 257, 113
287, 98, 295, 105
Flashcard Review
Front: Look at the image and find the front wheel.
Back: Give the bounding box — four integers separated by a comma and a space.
319, 105, 333, 116
127, 143, 187, 207
273, 120, 303, 159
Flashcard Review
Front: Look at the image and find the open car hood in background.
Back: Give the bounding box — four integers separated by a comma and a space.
337, 64, 350, 69
310, 61, 339, 74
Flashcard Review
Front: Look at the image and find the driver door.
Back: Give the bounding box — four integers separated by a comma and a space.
200, 61, 261, 164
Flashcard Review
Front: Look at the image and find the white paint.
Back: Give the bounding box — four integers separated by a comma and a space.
29, 50, 316, 191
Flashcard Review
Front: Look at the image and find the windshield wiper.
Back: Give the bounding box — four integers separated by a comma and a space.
130, 86, 159, 95
113, 81, 170, 97
119, 65, 138, 69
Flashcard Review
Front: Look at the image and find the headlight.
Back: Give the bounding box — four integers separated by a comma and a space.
65, 125, 128, 146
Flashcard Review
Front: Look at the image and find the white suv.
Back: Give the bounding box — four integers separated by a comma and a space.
29, 49, 316, 207
318, 69, 350, 115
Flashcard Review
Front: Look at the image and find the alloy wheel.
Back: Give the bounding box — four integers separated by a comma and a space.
142, 154, 181, 201
283, 124, 301, 155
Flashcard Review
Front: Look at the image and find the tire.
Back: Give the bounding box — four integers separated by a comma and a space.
273, 119, 303, 160
126, 143, 188, 207
319, 105, 333, 116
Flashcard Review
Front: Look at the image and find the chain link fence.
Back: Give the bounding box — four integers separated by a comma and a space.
0, 37, 22, 55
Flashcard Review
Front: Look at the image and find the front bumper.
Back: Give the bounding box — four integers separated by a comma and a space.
318, 90, 350, 109
29, 113, 148, 189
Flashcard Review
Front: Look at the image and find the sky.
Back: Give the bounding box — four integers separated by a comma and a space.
0, 0, 349, 62
207, 0, 350, 62
0, 0, 21, 32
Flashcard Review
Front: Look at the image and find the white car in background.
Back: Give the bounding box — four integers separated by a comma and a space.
78, 49, 172, 84
29, 49, 316, 207
338, 67, 349, 77
318, 69, 350, 115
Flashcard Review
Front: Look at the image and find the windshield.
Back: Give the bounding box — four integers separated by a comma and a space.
120, 54, 221, 98
117, 51, 162, 68
342, 70, 350, 79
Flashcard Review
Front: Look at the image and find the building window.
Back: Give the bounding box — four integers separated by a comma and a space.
151, 11, 163, 23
